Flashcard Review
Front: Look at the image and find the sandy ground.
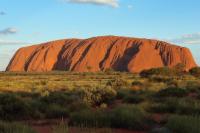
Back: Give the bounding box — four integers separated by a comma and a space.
32, 125, 146, 133
29, 119, 146, 133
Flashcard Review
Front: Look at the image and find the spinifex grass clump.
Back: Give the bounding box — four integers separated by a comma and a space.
69, 109, 110, 128
140, 64, 187, 78
74, 127, 113, 133
69, 104, 147, 130
140, 67, 174, 78
155, 87, 188, 98
166, 115, 200, 133
53, 120, 113, 133
0, 121, 36, 133
53, 120, 69, 133
0, 93, 33, 120
122, 90, 151, 104
109, 104, 146, 130
150, 97, 200, 115
189, 67, 200, 77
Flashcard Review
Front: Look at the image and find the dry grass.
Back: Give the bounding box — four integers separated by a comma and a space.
0, 72, 138, 92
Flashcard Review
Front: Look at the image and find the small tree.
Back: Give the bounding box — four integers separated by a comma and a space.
140, 67, 173, 77
173, 63, 186, 75
104, 68, 115, 74
189, 67, 200, 77
86, 66, 92, 72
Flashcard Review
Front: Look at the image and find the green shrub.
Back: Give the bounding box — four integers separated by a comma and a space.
150, 99, 178, 114
70, 104, 147, 130
123, 95, 144, 104
68, 101, 91, 112
190, 67, 200, 77
175, 98, 200, 115
140, 64, 186, 78
140, 67, 174, 77
40, 92, 75, 106
16, 92, 40, 99
150, 76, 173, 83
40, 80, 48, 86
106, 78, 130, 89
0, 93, 32, 120
123, 91, 145, 104
104, 68, 115, 74
156, 87, 188, 98
110, 104, 146, 130
186, 81, 200, 92
173, 63, 186, 75
132, 81, 143, 86
117, 89, 152, 104
166, 80, 179, 88
69, 109, 110, 127
78, 86, 117, 106
46, 104, 69, 118
23, 99, 45, 119
0, 121, 36, 133
150, 98, 200, 115
166, 115, 200, 133
116, 89, 131, 99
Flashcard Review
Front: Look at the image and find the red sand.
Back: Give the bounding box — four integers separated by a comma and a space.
27, 119, 146, 133
32, 125, 146, 133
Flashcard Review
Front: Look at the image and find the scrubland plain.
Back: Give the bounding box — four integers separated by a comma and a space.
0, 67, 200, 133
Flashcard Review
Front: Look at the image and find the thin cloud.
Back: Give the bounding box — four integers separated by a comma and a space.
0, 39, 27, 45
0, 28, 18, 35
128, 5, 133, 9
170, 33, 200, 45
67, 0, 119, 8
0, 11, 6, 15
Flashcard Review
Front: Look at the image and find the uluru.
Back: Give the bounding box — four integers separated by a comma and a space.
6, 36, 197, 73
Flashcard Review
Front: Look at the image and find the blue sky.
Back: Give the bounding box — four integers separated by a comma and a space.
0, 0, 200, 71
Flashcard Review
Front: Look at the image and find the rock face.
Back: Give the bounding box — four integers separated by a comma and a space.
6, 36, 197, 73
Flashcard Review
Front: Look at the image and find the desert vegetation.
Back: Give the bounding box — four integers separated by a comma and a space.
0, 66, 200, 133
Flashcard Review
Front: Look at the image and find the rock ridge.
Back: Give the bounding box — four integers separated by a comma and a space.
6, 36, 197, 73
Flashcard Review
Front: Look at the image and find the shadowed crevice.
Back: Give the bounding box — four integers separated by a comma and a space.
71, 42, 93, 70
99, 39, 119, 70
52, 39, 82, 71
113, 41, 141, 71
